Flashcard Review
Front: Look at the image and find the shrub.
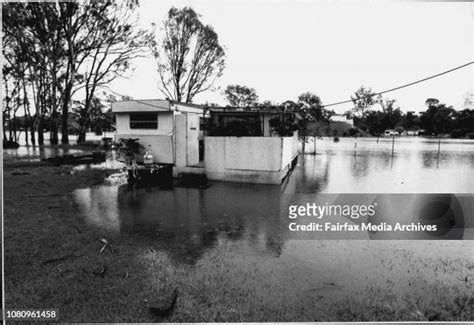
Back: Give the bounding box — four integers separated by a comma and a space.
451, 129, 466, 138
116, 138, 144, 164
467, 132, 474, 139
348, 128, 358, 137
269, 117, 298, 137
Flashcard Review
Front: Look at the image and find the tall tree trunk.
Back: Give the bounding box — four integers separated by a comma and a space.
77, 126, 87, 143
3, 120, 7, 141
38, 118, 44, 145
24, 117, 29, 146
61, 93, 70, 144
61, 30, 76, 145
77, 91, 93, 144
50, 59, 59, 144
22, 81, 30, 146
30, 115, 36, 146
50, 115, 59, 144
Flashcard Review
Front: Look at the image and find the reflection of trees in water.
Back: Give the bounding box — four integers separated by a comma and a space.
421, 151, 436, 168
350, 150, 403, 176
292, 155, 330, 193
114, 183, 285, 265
350, 153, 371, 177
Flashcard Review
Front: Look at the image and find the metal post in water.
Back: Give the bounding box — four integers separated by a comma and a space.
391, 136, 395, 156
436, 138, 441, 168
314, 135, 316, 154
391, 136, 395, 168
354, 136, 357, 156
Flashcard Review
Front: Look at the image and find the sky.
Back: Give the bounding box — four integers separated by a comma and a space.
111, 0, 473, 114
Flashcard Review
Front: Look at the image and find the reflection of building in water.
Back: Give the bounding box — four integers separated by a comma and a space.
71, 181, 286, 265
282, 154, 331, 193
72, 186, 121, 232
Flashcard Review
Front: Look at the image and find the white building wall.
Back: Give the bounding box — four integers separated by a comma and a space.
115, 112, 173, 136
204, 135, 297, 184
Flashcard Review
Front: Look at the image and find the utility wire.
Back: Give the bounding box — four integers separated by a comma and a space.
321, 61, 474, 108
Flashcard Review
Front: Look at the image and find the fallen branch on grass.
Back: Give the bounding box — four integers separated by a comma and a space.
99, 238, 116, 254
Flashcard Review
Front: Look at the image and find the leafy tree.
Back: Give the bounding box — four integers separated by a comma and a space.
455, 109, 474, 132
425, 98, 440, 107
75, 1, 152, 143
2, 1, 149, 145
420, 101, 456, 135
153, 7, 226, 103
296, 92, 329, 153
351, 86, 377, 117
223, 85, 258, 107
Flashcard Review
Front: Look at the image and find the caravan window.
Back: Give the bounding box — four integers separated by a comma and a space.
130, 113, 158, 129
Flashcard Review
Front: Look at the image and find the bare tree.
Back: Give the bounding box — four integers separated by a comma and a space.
153, 7, 226, 103
75, 1, 152, 143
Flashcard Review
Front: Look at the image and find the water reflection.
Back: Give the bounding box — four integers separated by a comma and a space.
71, 182, 285, 264
3, 145, 87, 162
66, 137, 474, 266
288, 137, 474, 193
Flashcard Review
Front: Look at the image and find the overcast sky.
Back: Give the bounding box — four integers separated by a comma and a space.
112, 0, 473, 113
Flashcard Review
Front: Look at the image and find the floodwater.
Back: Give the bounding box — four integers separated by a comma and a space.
294, 137, 474, 193
69, 137, 474, 243
2, 132, 108, 162
65, 137, 474, 319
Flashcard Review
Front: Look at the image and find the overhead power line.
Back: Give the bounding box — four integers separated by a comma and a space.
321, 61, 474, 108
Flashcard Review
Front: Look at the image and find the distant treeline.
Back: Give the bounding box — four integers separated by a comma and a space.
352, 98, 474, 138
